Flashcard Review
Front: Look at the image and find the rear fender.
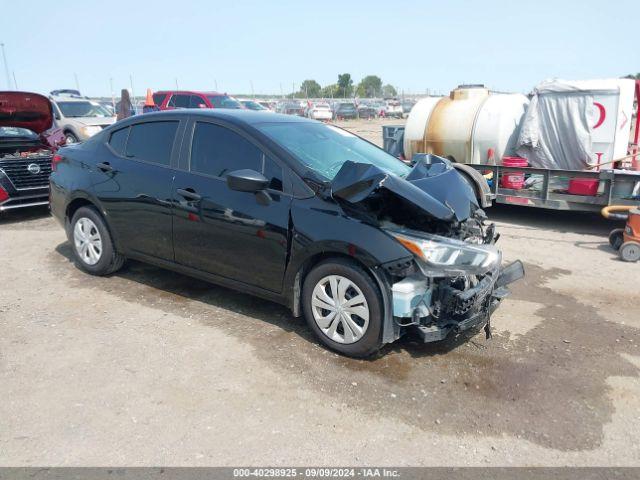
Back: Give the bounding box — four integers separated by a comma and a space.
64, 190, 122, 251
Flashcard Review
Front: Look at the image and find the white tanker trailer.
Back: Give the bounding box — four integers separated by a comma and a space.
387, 80, 640, 212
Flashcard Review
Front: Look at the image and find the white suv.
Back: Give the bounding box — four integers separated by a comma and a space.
50, 95, 116, 144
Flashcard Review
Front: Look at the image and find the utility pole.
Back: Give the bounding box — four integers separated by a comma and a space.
175, 78, 179, 89
12, 71, 18, 89
214, 79, 218, 91
1, 43, 12, 90
109, 77, 115, 111
129, 75, 135, 104
74, 73, 80, 93
250, 80, 254, 100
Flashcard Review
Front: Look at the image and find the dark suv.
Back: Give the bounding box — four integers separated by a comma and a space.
333, 102, 358, 120
153, 90, 243, 110
50, 110, 522, 357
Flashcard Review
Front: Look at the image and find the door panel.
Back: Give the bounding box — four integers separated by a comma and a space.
172, 172, 290, 292
93, 157, 175, 259
171, 120, 291, 293
91, 121, 180, 260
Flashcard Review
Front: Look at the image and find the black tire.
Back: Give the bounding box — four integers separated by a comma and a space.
609, 228, 624, 250
65, 132, 79, 144
455, 169, 482, 206
69, 206, 125, 275
302, 258, 383, 358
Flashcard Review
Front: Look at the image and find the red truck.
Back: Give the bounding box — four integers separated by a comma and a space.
151, 90, 244, 110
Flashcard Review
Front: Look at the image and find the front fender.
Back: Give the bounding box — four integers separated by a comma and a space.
285, 197, 411, 281
284, 197, 412, 344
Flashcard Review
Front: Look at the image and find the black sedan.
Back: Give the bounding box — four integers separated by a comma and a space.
50, 110, 522, 357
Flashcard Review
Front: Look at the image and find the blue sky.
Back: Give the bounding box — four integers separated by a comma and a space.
1, 0, 637, 97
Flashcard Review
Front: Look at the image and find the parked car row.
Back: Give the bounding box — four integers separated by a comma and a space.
1, 88, 417, 215
79, 89, 418, 123
299, 99, 415, 120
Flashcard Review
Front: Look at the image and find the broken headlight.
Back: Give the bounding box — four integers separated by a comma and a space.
385, 229, 501, 277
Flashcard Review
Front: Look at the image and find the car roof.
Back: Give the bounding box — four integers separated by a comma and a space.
50, 96, 95, 102
126, 109, 313, 126
155, 90, 227, 96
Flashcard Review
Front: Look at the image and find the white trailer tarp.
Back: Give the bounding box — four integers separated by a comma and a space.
516, 79, 632, 170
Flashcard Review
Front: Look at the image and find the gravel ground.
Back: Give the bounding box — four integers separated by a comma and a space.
1, 118, 639, 466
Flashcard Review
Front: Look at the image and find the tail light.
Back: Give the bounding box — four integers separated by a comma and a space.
0, 186, 9, 203
52, 154, 63, 171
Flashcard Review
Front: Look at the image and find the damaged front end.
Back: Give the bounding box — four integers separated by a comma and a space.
331, 155, 524, 343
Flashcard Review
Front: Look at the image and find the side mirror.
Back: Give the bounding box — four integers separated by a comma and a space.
226, 169, 269, 193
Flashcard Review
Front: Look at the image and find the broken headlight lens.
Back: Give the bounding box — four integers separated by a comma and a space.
386, 229, 501, 276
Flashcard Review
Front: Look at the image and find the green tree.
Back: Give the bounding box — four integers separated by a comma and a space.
356, 75, 383, 98
299, 79, 321, 98
337, 73, 354, 98
623, 73, 640, 79
320, 83, 339, 98
382, 84, 397, 97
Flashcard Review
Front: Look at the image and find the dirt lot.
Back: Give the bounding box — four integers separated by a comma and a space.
1, 118, 639, 466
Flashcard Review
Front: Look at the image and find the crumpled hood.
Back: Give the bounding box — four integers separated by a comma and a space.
331, 155, 478, 224
0, 91, 53, 134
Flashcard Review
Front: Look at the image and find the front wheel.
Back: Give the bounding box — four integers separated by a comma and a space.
65, 132, 79, 144
302, 259, 383, 357
69, 206, 125, 275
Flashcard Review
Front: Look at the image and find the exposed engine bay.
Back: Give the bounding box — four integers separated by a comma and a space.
330, 155, 524, 343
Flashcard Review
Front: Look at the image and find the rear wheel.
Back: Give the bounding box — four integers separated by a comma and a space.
69, 206, 125, 275
65, 132, 79, 144
620, 241, 640, 262
609, 228, 624, 250
302, 259, 383, 357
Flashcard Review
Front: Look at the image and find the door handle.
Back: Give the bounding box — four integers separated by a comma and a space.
96, 162, 113, 172
177, 188, 201, 201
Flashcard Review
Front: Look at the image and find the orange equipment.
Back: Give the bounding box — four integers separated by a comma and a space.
603, 206, 640, 262
144, 89, 155, 107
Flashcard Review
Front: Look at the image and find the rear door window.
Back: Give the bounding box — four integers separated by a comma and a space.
189, 95, 207, 108
125, 121, 178, 166
108, 127, 129, 155
168, 94, 190, 108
